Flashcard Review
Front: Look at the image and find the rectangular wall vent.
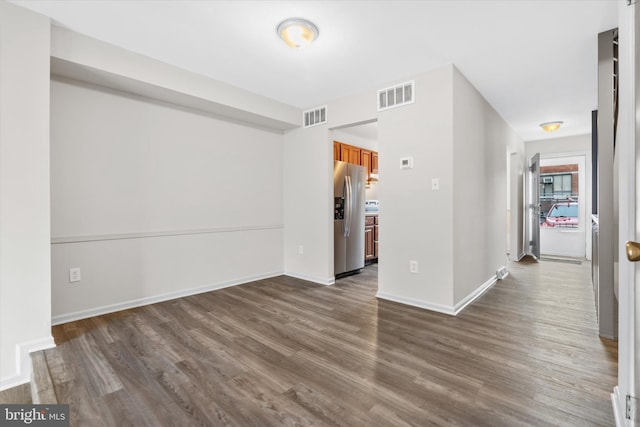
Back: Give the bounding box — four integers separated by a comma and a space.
378, 81, 415, 111
303, 106, 327, 128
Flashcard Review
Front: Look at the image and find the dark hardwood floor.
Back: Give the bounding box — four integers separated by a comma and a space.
37, 258, 616, 426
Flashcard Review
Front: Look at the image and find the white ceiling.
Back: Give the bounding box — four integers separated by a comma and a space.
11, 0, 619, 142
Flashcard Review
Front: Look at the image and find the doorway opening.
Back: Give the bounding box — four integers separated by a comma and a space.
525, 152, 590, 262
330, 120, 379, 289
538, 154, 588, 260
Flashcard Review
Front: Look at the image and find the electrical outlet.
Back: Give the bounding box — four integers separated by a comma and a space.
409, 260, 418, 273
69, 267, 81, 283
298, 245, 304, 255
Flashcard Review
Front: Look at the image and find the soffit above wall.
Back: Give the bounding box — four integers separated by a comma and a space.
51, 58, 299, 132
50, 26, 301, 132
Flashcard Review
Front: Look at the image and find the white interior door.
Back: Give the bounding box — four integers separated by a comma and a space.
632, 2, 640, 420
613, 2, 638, 424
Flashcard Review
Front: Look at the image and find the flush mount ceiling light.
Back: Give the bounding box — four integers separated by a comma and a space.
540, 121, 563, 132
277, 18, 319, 49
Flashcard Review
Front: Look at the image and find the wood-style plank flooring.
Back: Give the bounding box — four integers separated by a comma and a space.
0, 383, 31, 404
41, 258, 616, 426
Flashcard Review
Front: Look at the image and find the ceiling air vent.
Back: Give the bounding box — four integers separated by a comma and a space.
378, 81, 415, 111
303, 106, 327, 128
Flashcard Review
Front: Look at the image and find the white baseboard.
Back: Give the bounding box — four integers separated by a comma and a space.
375, 292, 456, 315
52, 271, 284, 326
284, 271, 335, 286
453, 272, 500, 315
612, 386, 626, 427
508, 252, 525, 261
376, 270, 502, 317
0, 336, 56, 392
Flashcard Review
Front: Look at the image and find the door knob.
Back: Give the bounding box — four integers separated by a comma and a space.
626, 241, 640, 262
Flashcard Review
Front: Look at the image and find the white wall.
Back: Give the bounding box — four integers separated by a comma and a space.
452, 67, 516, 305
50, 78, 284, 322
282, 124, 334, 284
525, 134, 591, 164
377, 66, 456, 310
0, 2, 54, 389
329, 90, 379, 130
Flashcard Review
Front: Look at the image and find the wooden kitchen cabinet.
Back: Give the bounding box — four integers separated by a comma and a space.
361, 149, 372, 178
333, 141, 341, 161
374, 216, 379, 259
365, 215, 379, 263
341, 144, 361, 165
365, 216, 376, 262
371, 151, 379, 174
334, 141, 378, 177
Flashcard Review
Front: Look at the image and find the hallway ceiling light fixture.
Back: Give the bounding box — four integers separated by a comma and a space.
277, 18, 319, 49
540, 121, 563, 132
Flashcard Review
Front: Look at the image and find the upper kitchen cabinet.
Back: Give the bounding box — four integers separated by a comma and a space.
333, 141, 378, 181
333, 141, 341, 161
371, 151, 379, 174
361, 149, 372, 178
340, 143, 361, 165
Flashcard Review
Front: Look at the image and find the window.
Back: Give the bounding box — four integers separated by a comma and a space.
553, 174, 572, 195
540, 173, 573, 198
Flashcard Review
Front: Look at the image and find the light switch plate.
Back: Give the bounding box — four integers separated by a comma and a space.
432, 178, 440, 191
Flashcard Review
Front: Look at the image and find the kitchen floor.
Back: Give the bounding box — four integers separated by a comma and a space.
334, 262, 377, 288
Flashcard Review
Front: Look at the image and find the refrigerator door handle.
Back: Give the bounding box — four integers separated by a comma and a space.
343, 175, 349, 237
345, 175, 352, 237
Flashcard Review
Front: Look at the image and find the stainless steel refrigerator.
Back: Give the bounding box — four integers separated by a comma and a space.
334, 160, 366, 278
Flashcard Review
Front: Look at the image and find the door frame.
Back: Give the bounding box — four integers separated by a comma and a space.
612, 2, 636, 425
508, 152, 525, 261
537, 152, 590, 259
